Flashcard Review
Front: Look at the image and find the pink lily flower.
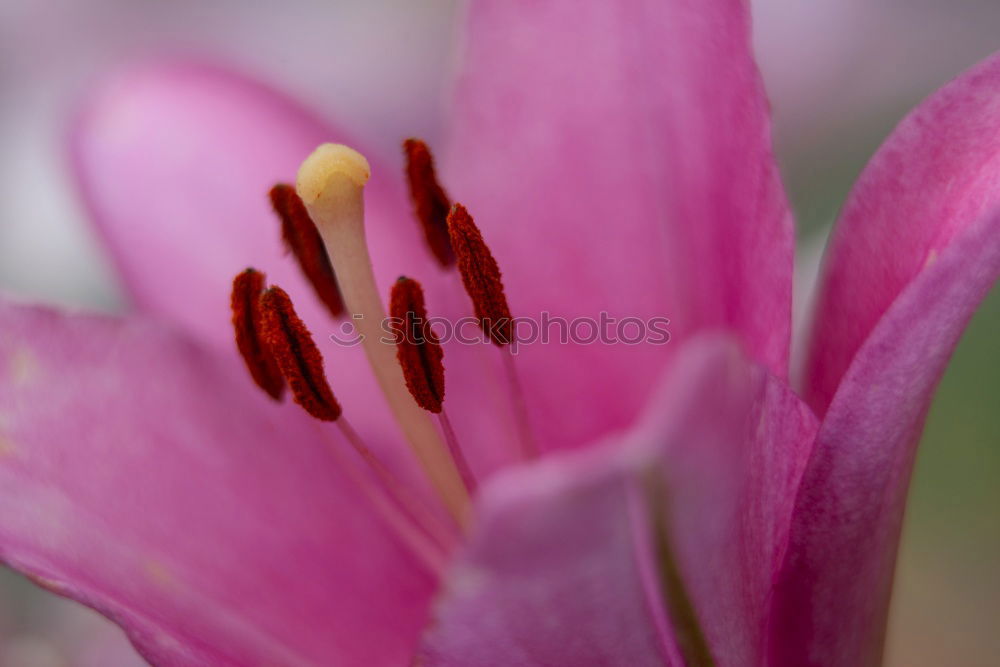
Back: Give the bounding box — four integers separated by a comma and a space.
0, 1, 997, 665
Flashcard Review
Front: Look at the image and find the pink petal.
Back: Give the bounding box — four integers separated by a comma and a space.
0, 301, 435, 665
420, 336, 816, 666
70, 61, 454, 481
803, 50, 1000, 414
421, 448, 683, 667
70, 60, 439, 342
443, 0, 794, 453
711, 371, 816, 663
769, 208, 1000, 666
71, 61, 329, 344
643, 347, 816, 666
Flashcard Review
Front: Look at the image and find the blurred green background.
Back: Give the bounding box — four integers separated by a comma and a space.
0, 1, 997, 664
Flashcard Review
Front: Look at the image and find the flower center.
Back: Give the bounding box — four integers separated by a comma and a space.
229, 140, 536, 566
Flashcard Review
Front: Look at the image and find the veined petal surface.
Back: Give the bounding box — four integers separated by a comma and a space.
0, 302, 434, 666
443, 0, 794, 452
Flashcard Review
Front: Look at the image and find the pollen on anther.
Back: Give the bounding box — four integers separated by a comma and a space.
404, 139, 455, 267
259, 286, 342, 421
390, 277, 445, 413
231, 268, 285, 400
270, 184, 345, 318
448, 204, 514, 346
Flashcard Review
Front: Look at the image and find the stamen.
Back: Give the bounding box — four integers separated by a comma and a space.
447, 203, 513, 346
258, 285, 341, 422
502, 348, 540, 459
269, 184, 345, 318
390, 277, 477, 494
232, 217, 454, 566
446, 204, 540, 458
437, 409, 477, 494
230, 268, 284, 400
389, 276, 445, 414
316, 419, 448, 574
335, 417, 457, 551
296, 143, 469, 522
403, 138, 454, 267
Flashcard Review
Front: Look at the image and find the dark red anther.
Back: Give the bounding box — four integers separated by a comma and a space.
390, 277, 445, 413
403, 139, 455, 267
259, 286, 342, 421
231, 268, 285, 400
447, 204, 514, 346
269, 183, 345, 318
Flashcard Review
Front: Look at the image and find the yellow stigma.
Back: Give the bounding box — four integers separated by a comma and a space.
296, 143, 371, 206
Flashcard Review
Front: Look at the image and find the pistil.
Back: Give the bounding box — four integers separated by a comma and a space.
295, 144, 470, 522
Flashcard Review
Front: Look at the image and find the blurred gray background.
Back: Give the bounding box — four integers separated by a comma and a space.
0, 0, 997, 664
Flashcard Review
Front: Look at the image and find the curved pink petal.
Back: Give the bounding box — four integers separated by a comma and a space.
717, 371, 816, 663
442, 0, 794, 453
803, 50, 1000, 413
71, 61, 332, 344
769, 208, 1000, 666
421, 448, 683, 667
69, 61, 459, 483
421, 336, 816, 666
70, 60, 436, 344
0, 301, 435, 666
641, 349, 816, 666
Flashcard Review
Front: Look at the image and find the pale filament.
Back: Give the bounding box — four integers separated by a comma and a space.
312, 420, 447, 575
437, 409, 477, 495
500, 346, 540, 459
336, 417, 457, 551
